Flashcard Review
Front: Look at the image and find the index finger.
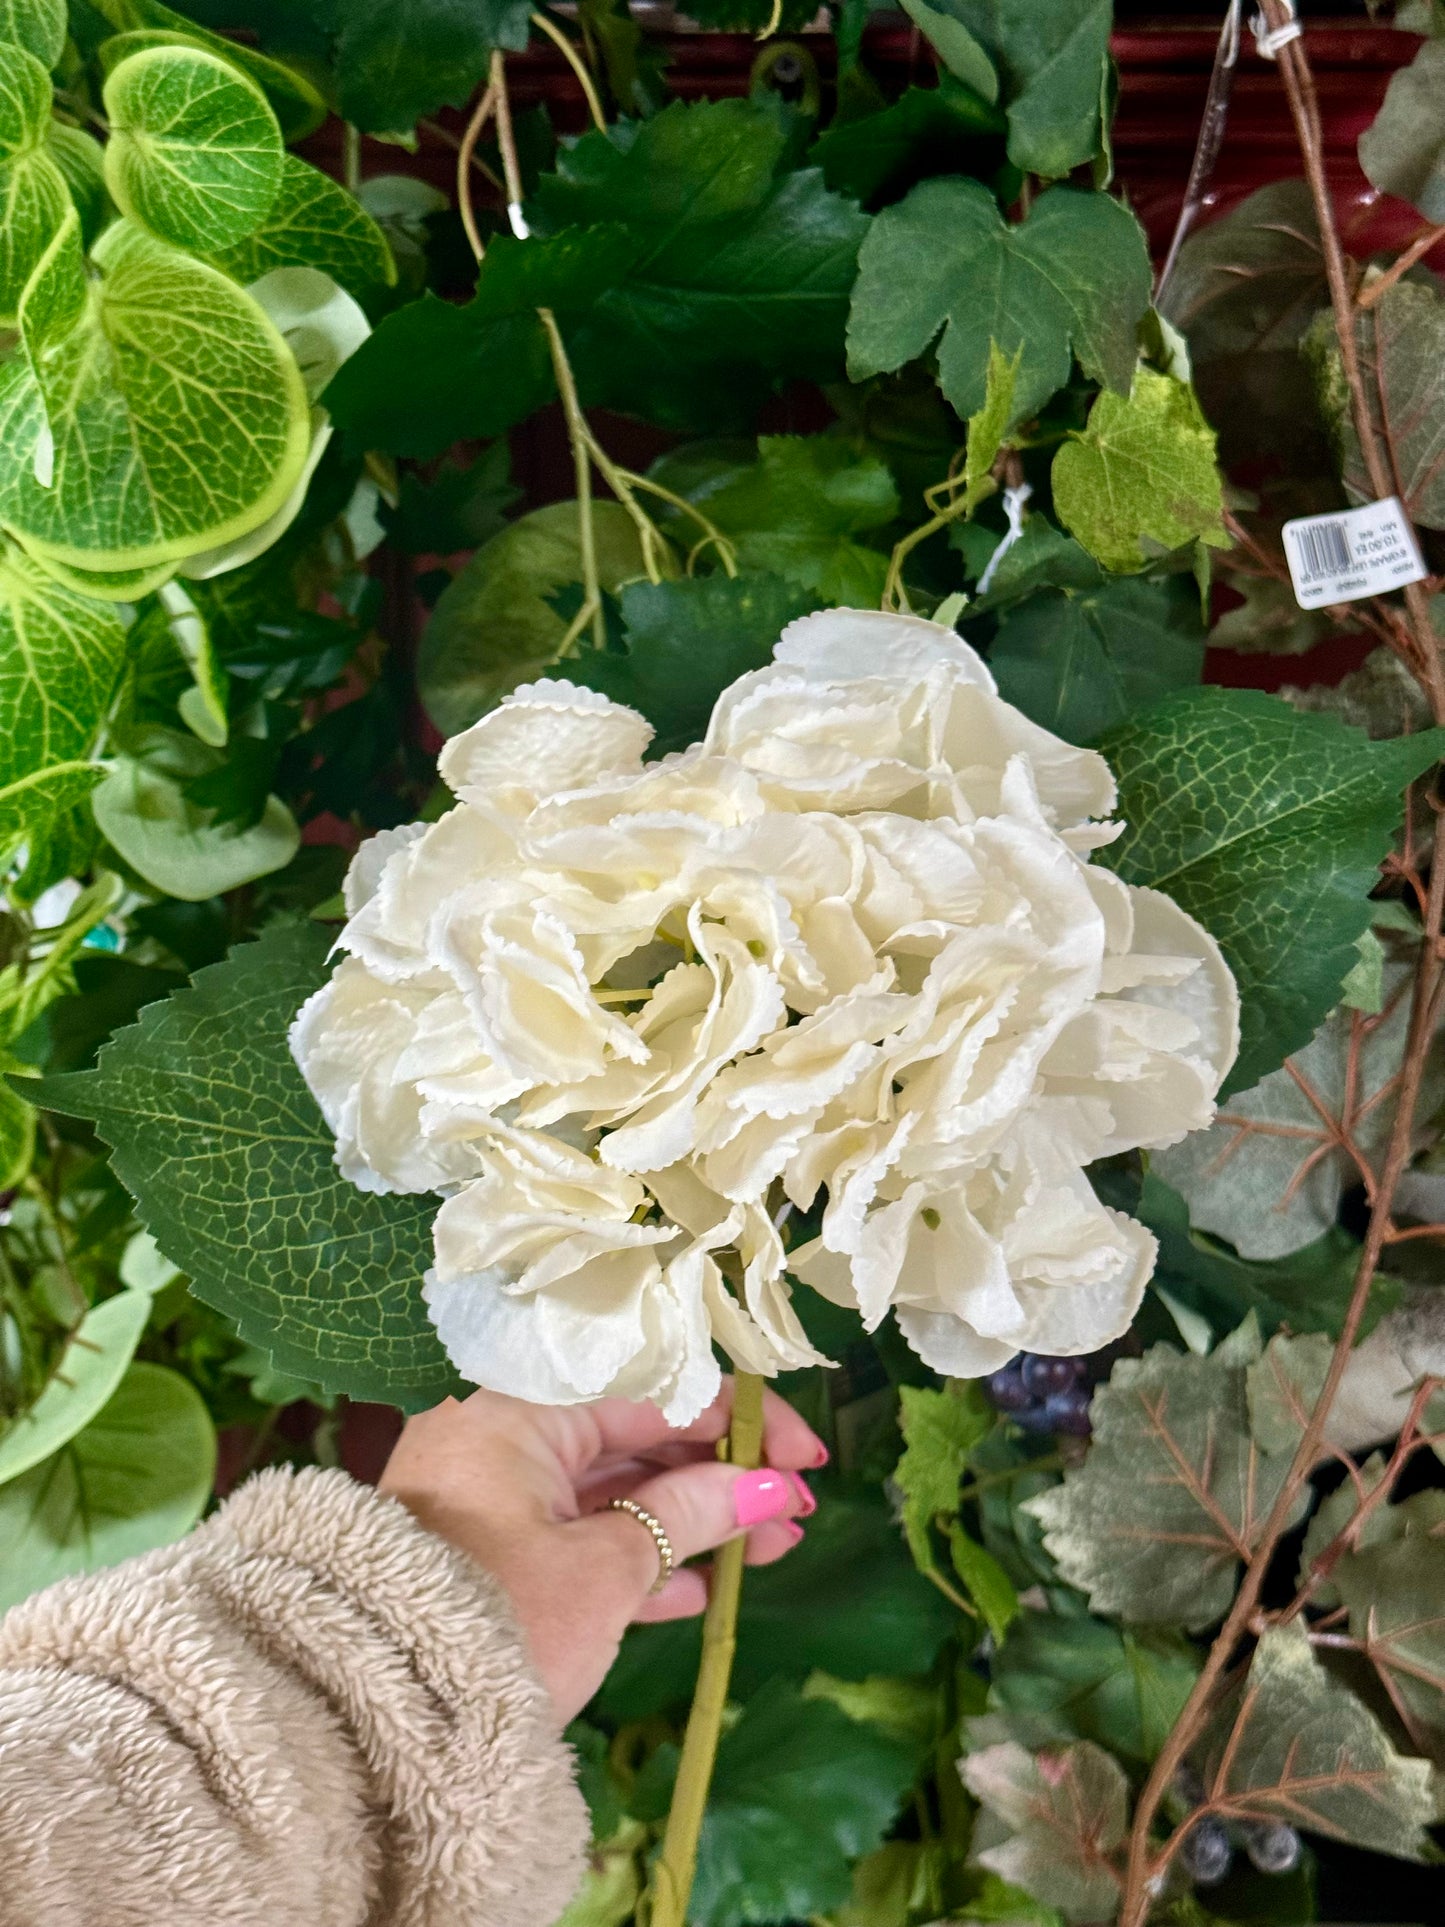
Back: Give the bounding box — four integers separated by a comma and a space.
577, 1380, 827, 1473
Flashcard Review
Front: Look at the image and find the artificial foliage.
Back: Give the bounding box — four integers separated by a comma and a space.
3, 5, 1445, 1927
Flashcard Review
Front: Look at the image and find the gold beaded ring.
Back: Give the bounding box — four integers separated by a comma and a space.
607, 1497, 676, 1594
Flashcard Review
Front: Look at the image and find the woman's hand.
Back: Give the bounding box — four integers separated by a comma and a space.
378, 1380, 825, 1723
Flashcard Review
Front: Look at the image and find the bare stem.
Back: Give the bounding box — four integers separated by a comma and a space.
530, 9, 607, 132
1357, 220, 1445, 312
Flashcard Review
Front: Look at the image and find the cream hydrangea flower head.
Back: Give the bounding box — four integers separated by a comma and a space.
291, 611, 1239, 1424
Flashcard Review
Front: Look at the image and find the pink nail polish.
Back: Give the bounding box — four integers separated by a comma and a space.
734, 1468, 794, 1527
787, 1472, 817, 1518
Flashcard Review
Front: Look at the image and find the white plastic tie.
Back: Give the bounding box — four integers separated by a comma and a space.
507, 201, 530, 239
1251, 2, 1301, 59
975, 481, 1033, 595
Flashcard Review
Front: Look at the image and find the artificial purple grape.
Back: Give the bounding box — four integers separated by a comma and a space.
1179, 1818, 1232, 1886
1243, 1822, 1301, 1875
1042, 1384, 1093, 1437
1010, 1402, 1057, 1434
1021, 1353, 1080, 1396
984, 1361, 1032, 1412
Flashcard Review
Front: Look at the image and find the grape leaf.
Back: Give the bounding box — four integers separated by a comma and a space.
989, 1612, 1199, 1764
0, 1289, 151, 1486
208, 153, 395, 295
324, 226, 633, 459
1026, 1325, 1309, 1630
1154, 961, 1445, 1259
1335, 1529, 1445, 1753
1199, 1622, 1434, 1860
1096, 687, 1445, 1094
0, 1362, 215, 1611
893, 1383, 989, 1568
102, 45, 284, 253
810, 78, 1007, 210
0, 0, 66, 67
29, 922, 462, 1411
990, 575, 1204, 745
330, 0, 532, 134
532, 97, 870, 431
962, 1740, 1127, 1921
847, 178, 1150, 423
0, 214, 310, 571
1320, 277, 1445, 532
1052, 369, 1228, 573
1245, 1330, 1334, 1457
1359, 39, 1445, 225
690, 1686, 919, 1927
418, 500, 648, 737
568, 573, 816, 758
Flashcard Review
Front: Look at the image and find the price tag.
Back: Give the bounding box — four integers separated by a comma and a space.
1281, 497, 1426, 609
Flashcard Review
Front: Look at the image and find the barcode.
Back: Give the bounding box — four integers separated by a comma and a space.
1293, 518, 1352, 580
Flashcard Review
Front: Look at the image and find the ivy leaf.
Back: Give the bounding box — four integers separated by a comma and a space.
990, 575, 1204, 745
1026, 1325, 1309, 1630
990, 1612, 1199, 1764
651, 435, 901, 606
1052, 369, 1228, 573
1096, 687, 1445, 1094
0, 214, 311, 572
0, 0, 66, 66
847, 179, 1150, 423
0, 1289, 152, 1487
1359, 39, 1445, 224
329, 0, 532, 134
29, 922, 462, 1411
1155, 964, 1445, 1260
962, 1740, 1128, 1921
1335, 1530, 1445, 1754
0, 1361, 215, 1611
569, 573, 815, 758
418, 500, 648, 738
324, 227, 633, 459
102, 45, 284, 253
811, 77, 1006, 210
690, 1685, 918, 1927
1318, 278, 1445, 532
1199, 1622, 1435, 1860
893, 1383, 989, 1568
208, 153, 395, 295
532, 97, 870, 430
0, 546, 128, 789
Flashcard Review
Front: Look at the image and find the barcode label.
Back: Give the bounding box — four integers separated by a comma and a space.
1282, 497, 1425, 609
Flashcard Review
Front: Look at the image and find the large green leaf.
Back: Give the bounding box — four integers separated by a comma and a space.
0, 1289, 152, 1486
1335, 1529, 1445, 1753
419, 500, 648, 737
1051, 369, 1228, 572
208, 152, 395, 295
569, 573, 817, 757
0, 140, 70, 324
330, 0, 532, 134
31, 922, 461, 1411
962, 1740, 1129, 1921
0, 213, 311, 571
1026, 1326, 1309, 1631
0, 42, 50, 159
92, 753, 301, 900
1096, 688, 1445, 1094
1199, 1623, 1434, 1860
532, 97, 871, 430
324, 227, 633, 459
0, 0, 66, 66
45, 122, 110, 248
847, 179, 1150, 422
102, 44, 284, 253
810, 78, 1007, 209
690, 1687, 919, 1927
1359, 39, 1445, 224
0, 1361, 215, 1610
990, 575, 1204, 745
84, 0, 326, 139
0, 760, 104, 854
990, 1612, 1199, 1764
0, 544, 128, 788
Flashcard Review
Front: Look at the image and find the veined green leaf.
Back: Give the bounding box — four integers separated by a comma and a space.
0, 139, 69, 323
0, 213, 311, 571
0, 1290, 152, 1487
962, 1740, 1128, 1921
0, 544, 128, 792
208, 153, 396, 296
330, 0, 533, 134
86, 1, 326, 140
1335, 1528, 1445, 1753
31, 923, 462, 1411
893, 1382, 989, 1569
93, 751, 300, 900
0, 761, 103, 854
0, 42, 51, 160
990, 1612, 1199, 1764
102, 44, 284, 253
0, 1361, 215, 1610
848, 179, 1150, 422
44, 121, 111, 247
0, 0, 66, 68
1097, 689, 1445, 1092
0, 1078, 33, 1186
14, 541, 178, 602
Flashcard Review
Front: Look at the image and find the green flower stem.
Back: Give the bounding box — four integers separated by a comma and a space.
646, 1370, 766, 1927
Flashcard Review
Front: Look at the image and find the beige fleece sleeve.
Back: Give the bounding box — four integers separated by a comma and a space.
0, 1466, 589, 1927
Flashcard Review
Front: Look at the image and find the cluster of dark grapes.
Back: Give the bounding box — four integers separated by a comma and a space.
982, 1353, 1096, 1436
1178, 1815, 1302, 1885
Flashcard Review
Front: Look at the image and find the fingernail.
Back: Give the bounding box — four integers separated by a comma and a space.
787, 1472, 817, 1518
782, 1520, 805, 1546
734, 1468, 795, 1527
809, 1440, 830, 1468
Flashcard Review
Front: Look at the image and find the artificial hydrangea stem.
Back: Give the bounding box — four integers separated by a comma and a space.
646, 1371, 767, 1927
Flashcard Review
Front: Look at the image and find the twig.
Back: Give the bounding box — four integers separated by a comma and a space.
530, 9, 607, 132
1356, 220, 1445, 312
456, 85, 498, 263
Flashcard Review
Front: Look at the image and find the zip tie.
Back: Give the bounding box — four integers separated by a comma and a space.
507, 201, 530, 239
1251, 1, 1301, 59
975, 482, 1033, 595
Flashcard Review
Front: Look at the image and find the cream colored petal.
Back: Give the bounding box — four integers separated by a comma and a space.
438, 678, 653, 813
